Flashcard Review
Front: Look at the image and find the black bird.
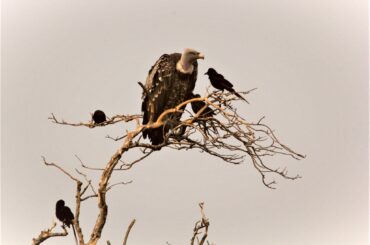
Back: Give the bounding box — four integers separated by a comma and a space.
190, 94, 215, 118
190, 94, 217, 135
56, 199, 74, 227
56, 200, 77, 244
92, 110, 106, 124
205, 68, 248, 102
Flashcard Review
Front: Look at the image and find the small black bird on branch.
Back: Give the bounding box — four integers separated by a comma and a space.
92, 110, 106, 124
205, 68, 248, 103
190, 94, 215, 118
190, 94, 217, 135
55, 199, 77, 244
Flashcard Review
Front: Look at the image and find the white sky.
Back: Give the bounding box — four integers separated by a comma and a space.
2, 0, 368, 244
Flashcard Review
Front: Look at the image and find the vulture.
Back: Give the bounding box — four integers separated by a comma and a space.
205, 68, 248, 102
141, 48, 204, 145
55, 199, 77, 244
92, 110, 106, 124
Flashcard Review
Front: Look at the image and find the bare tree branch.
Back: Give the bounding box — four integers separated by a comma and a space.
191, 203, 210, 245
32, 222, 68, 245
49, 113, 142, 128
107, 180, 133, 191
122, 219, 136, 245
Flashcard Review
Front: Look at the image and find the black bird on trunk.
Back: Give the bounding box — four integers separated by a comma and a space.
56, 199, 77, 244
92, 110, 106, 124
205, 68, 248, 103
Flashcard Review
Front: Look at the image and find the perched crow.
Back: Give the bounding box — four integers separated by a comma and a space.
92, 110, 106, 124
205, 68, 248, 102
55, 199, 74, 228
190, 94, 216, 135
56, 200, 77, 244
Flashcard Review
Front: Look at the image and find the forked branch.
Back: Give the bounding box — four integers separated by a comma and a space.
32, 222, 68, 245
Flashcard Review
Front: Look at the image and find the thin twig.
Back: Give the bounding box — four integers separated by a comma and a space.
122, 219, 136, 245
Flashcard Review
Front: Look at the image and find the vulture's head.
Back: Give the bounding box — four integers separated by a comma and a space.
177, 48, 204, 74
183, 48, 204, 63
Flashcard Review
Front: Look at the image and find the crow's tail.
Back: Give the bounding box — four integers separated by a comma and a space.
230, 88, 249, 103
72, 224, 78, 245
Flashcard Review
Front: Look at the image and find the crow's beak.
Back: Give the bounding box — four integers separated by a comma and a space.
198, 53, 205, 60
204, 72, 208, 75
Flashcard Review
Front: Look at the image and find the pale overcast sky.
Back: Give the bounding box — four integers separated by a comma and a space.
2, 0, 368, 244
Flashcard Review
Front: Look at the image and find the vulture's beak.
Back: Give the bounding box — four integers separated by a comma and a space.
198, 53, 205, 60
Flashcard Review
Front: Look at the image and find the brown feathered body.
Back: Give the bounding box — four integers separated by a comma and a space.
141, 53, 198, 145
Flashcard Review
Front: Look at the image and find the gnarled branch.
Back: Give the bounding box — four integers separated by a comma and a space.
32, 222, 68, 245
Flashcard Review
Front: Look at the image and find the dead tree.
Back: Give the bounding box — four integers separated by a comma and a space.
32, 90, 304, 244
